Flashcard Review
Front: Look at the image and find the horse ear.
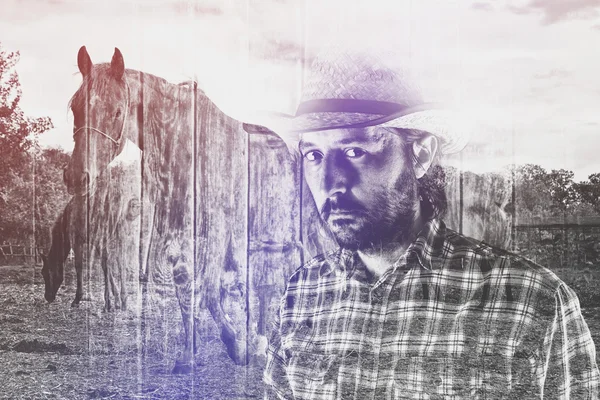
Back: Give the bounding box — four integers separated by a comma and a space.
77, 46, 93, 77
111, 47, 125, 80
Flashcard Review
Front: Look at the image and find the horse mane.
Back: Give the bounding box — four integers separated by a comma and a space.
69, 63, 200, 112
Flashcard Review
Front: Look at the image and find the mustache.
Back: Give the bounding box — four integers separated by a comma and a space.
320, 195, 366, 219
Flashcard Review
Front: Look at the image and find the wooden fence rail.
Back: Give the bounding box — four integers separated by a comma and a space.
0, 244, 46, 264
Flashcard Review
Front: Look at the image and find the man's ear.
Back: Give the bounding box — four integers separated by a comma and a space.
412, 135, 438, 179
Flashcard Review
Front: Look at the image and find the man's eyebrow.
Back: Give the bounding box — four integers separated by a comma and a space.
298, 140, 316, 150
337, 136, 377, 145
299, 136, 378, 149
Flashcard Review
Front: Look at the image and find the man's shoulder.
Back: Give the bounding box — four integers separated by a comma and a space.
444, 227, 566, 293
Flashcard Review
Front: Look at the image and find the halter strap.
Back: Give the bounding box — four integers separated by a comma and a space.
72, 126, 121, 145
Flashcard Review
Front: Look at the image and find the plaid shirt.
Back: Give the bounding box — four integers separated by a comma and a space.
264, 219, 599, 399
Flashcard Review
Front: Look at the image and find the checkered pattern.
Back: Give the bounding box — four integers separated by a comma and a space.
264, 219, 599, 399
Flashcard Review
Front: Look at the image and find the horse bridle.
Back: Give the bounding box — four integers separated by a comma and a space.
72, 82, 130, 148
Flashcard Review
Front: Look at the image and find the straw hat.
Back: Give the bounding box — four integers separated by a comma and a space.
243, 49, 469, 154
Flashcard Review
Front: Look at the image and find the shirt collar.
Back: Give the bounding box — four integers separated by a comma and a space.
323, 218, 449, 276
403, 218, 447, 271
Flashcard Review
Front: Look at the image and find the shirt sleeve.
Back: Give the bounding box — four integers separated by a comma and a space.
263, 296, 294, 400
542, 282, 600, 399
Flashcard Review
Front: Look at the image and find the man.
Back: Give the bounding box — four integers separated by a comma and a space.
244, 49, 599, 399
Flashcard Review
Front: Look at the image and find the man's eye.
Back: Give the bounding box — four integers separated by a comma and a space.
345, 148, 365, 158
303, 151, 322, 162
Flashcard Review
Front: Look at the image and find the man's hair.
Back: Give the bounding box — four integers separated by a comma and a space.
388, 128, 448, 221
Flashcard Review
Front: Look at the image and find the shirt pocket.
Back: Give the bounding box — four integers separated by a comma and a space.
478, 353, 538, 398
393, 356, 489, 399
393, 354, 535, 399
393, 357, 465, 399
288, 351, 339, 400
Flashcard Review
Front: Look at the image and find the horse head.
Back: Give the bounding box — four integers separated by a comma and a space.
64, 46, 139, 196
41, 201, 73, 304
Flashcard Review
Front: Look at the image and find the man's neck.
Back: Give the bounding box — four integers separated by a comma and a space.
357, 212, 425, 280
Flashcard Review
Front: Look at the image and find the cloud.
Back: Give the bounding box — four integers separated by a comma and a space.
471, 2, 494, 11
508, 0, 600, 24
534, 68, 571, 80
250, 40, 309, 64
170, 1, 223, 16
1, 0, 78, 22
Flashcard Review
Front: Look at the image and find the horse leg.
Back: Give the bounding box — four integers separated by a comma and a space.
171, 248, 194, 374
71, 238, 84, 307
72, 254, 83, 307
120, 258, 128, 311
110, 267, 120, 310
120, 283, 127, 311
102, 250, 111, 312
138, 200, 155, 283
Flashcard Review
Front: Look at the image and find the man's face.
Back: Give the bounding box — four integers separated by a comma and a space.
299, 126, 419, 250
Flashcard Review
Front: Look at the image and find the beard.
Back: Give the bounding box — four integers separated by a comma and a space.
320, 169, 419, 251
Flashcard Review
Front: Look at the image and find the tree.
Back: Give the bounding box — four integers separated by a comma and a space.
0, 42, 54, 246
0, 43, 53, 185
506, 164, 586, 219
574, 173, 600, 214
546, 169, 578, 214
33, 148, 71, 248
509, 164, 552, 218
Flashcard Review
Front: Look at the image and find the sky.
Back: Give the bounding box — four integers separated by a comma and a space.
2, 0, 600, 181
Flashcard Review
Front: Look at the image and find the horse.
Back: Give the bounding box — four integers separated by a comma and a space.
41, 196, 85, 307
62, 46, 258, 373
87, 139, 143, 312
43, 143, 143, 311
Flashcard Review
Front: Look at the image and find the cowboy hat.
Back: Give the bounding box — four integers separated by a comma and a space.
243, 48, 469, 154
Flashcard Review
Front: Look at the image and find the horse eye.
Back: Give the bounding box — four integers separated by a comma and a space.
115, 109, 122, 118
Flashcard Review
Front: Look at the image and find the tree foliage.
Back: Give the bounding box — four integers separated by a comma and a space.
510, 164, 552, 215
507, 164, 599, 220
546, 169, 578, 213
0, 146, 70, 248
0, 43, 59, 247
0, 43, 53, 181
574, 173, 600, 215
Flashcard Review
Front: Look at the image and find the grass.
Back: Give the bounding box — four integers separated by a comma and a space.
0, 263, 263, 400
1, 260, 599, 399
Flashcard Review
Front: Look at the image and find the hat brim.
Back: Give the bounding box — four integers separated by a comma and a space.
244, 107, 469, 155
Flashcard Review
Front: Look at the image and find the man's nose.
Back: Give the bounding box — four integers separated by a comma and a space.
322, 153, 352, 196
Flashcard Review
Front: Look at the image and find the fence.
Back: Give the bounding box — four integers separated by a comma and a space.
514, 223, 600, 270
0, 244, 45, 265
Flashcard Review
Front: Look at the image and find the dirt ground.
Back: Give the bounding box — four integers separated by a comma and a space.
0, 263, 263, 400
2, 263, 600, 400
